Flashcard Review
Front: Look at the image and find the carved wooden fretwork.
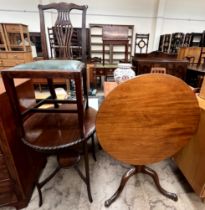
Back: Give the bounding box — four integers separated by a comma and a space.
53, 9, 73, 58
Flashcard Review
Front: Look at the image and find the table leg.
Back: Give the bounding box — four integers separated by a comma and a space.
142, 165, 178, 201
105, 167, 137, 207
104, 165, 178, 207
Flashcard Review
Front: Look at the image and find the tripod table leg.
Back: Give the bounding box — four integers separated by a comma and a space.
142, 165, 178, 201
104, 167, 137, 207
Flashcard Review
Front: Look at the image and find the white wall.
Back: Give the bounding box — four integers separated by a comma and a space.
0, 0, 41, 31
0, 0, 205, 52
162, 0, 205, 33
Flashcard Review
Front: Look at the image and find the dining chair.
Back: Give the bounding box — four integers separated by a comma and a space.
37, 2, 88, 95
185, 56, 196, 64
150, 67, 166, 74
1, 59, 96, 207
198, 48, 205, 65
39, 2, 87, 60
134, 33, 149, 54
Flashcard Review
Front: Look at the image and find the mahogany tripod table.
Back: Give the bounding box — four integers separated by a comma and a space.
96, 74, 200, 207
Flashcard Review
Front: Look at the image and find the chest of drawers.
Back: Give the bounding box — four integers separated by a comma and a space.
0, 52, 32, 70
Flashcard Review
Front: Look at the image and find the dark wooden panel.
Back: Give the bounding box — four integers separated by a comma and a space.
0, 180, 17, 206
132, 52, 188, 80
0, 156, 10, 180
0, 79, 46, 208
29, 32, 42, 57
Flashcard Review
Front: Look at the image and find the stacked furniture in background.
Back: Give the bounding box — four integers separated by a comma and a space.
0, 23, 33, 71
102, 25, 129, 65
158, 32, 205, 54
177, 32, 205, 88
177, 31, 205, 65
89, 24, 134, 89
89, 24, 134, 64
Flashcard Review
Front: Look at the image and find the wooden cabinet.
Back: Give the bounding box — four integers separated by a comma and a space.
0, 24, 8, 51
132, 52, 188, 80
174, 96, 205, 199
0, 78, 45, 209
0, 23, 33, 71
3, 23, 31, 52
89, 24, 134, 63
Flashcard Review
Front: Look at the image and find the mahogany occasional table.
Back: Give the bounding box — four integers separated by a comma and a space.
96, 74, 200, 207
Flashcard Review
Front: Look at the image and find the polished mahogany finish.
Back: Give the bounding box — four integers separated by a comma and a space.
0, 78, 45, 209
96, 74, 200, 206
97, 74, 199, 165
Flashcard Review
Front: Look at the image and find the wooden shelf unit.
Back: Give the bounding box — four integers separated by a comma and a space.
3, 23, 31, 52
0, 24, 8, 51
0, 23, 33, 71
89, 24, 134, 64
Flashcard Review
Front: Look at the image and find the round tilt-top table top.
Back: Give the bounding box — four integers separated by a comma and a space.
96, 74, 200, 165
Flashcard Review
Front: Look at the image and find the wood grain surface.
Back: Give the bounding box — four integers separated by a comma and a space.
96, 74, 200, 165
104, 81, 118, 97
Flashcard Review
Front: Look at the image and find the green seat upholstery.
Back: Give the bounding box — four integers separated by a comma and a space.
11, 60, 84, 71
